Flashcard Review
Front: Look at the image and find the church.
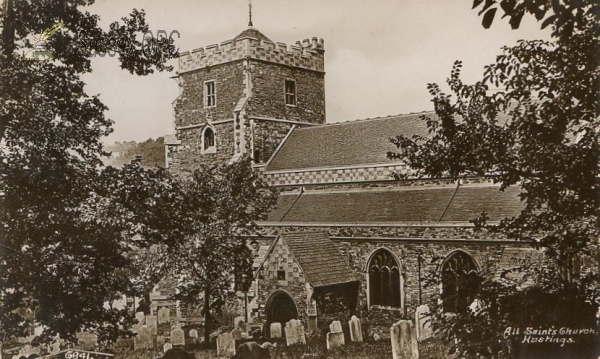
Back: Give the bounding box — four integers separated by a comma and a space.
161, 19, 538, 337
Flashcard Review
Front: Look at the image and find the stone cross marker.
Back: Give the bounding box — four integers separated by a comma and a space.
270, 322, 282, 339
415, 304, 433, 342
390, 320, 418, 359
216, 332, 236, 357
158, 307, 170, 324
163, 342, 173, 353
349, 315, 363, 342
146, 315, 158, 335
285, 319, 306, 346
171, 327, 185, 346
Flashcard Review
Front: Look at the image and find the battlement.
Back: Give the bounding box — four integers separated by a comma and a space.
179, 35, 325, 74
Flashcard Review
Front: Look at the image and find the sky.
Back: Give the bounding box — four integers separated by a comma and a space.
82, 0, 551, 144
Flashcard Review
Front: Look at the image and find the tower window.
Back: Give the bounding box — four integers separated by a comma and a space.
368, 249, 402, 308
202, 127, 216, 154
205, 80, 216, 108
285, 79, 296, 106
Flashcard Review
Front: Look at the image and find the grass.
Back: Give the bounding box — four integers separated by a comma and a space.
114, 335, 453, 359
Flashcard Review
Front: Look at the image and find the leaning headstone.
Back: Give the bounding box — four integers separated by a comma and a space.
156, 335, 166, 348
349, 315, 363, 342
285, 319, 306, 346
134, 325, 153, 350
231, 328, 242, 340
390, 320, 418, 359
163, 342, 173, 353
135, 311, 145, 324
270, 322, 282, 339
158, 307, 170, 324
415, 304, 433, 342
327, 331, 345, 350
171, 327, 185, 347
146, 315, 158, 335
216, 332, 236, 357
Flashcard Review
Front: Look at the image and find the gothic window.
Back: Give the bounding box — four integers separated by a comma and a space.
202, 127, 216, 153
285, 79, 296, 106
441, 251, 479, 313
368, 249, 402, 308
204, 80, 216, 108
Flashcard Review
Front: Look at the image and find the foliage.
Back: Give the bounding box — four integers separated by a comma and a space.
143, 157, 278, 344
106, 137, 166, 168
0, 0, 177, 344
389, 0, 599, 358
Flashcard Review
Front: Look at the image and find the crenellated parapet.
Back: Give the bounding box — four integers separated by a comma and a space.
179, 36, 325, 73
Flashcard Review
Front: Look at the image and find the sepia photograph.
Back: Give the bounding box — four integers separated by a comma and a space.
0, 1, 598, 358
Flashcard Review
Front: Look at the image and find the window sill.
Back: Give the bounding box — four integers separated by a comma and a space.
202, 146, 216, 154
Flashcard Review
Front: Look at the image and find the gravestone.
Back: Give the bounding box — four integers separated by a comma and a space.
234, 316, 246, 329
189, 329, 198, 339
216, 332, 236, 357
329, 320, 343, 333
285, 319, 306, 346
135, 311, 145, 324
270, 322, 282, 339
231, 328, 242, 340
163, 342, 173, 353
158, 307, 170, 324
327, 331, 345, 350
134, 325, 153, 350
146, 315, 158, 335
157, 335, 166, 348
415, 304, 433, 342
349, 315, 363, 342
171, 327, 185, 347
162, 347, 195, 359
390, 320, 418, 359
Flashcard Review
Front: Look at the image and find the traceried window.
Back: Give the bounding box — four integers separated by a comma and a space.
441, 251, 479, 313
285, 79, 296, 106
368, 249, 402, 308
205, 80, 216, 108
202, 127, 216, 153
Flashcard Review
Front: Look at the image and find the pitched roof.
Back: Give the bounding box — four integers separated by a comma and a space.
282, 231, 357, 287
267, 112, 433, 171
234, 27, 273, 43
267, 185, 523, 223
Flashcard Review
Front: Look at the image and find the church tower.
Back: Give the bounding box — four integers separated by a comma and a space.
166, 12, 325, 174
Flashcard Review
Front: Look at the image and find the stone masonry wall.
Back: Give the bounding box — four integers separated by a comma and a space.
169, 121, 234, 176
251, 120, 295, 164
254, 237, 308, 327
174, 62, 245, 128
248, 61, 325, 124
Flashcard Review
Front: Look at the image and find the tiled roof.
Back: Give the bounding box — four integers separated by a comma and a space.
267, 112, 433, 171
234, 27, 273, 43
267, 185, 523, 223
282, 232, 357, 287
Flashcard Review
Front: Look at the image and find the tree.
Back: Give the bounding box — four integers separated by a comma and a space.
147, 157, 278, 345
389, 1, 599, 358
0, 0, 178, 347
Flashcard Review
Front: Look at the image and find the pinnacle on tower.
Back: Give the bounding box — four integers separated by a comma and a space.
248, 0, 253, 27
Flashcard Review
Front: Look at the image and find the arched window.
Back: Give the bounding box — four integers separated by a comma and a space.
368, 249, 402, 308
202, 127, 216, 153
441, 251, 479, 313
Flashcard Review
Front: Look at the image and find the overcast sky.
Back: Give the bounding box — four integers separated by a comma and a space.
83, 0, 551, 144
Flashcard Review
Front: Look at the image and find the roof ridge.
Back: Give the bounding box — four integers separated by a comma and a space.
297, 111, 435, 130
